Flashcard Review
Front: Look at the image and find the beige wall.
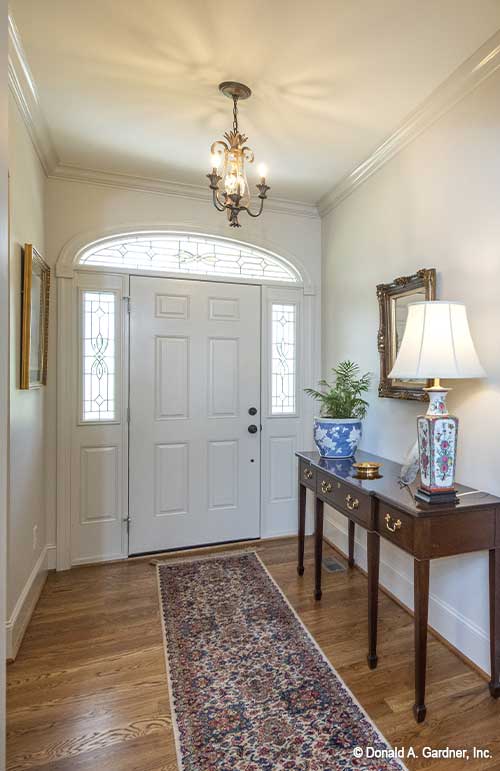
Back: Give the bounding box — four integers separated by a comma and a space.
8, 94, 47, 620
45, 177, 322, 551
322, 68, 500, 672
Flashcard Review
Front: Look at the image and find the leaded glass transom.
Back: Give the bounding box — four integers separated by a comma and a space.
79, 233, 299, 283
82, 291, 116, 421
271, 303, 296, 415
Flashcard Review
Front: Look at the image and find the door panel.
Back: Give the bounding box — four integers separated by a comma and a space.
80, 446, 119, 524
208, 338, 239, 416
155, 336, 189, 419
208, 440, 238, 509
129, 277, 261, 554
154, 443, 189, 516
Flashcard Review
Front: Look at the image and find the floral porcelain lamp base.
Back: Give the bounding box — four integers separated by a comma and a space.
415, 386, 459, 505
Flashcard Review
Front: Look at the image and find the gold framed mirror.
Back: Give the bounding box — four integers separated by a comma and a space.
20, 243, 50, 390
377, 268, 436, 401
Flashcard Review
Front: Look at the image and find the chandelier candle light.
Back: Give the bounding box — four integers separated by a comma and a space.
207, 82, 270, 228
389, 301, 485, 504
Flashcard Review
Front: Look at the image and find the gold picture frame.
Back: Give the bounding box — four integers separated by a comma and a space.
20, 243, 50, 389
377, 268, 436, 401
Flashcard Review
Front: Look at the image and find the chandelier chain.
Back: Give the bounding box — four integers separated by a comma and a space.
232, 96, 239, 134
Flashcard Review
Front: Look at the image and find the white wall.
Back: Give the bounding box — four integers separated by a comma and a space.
46, 179, 321, 284
45, 178, 322, 551
7, 93, 48, 648
1, 0, 9, 761
322, 67, 500, 673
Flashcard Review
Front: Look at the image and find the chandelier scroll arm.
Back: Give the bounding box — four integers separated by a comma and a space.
241, 146, 254, 164
245, 199, 264, 218
210, 139, 229, 157
212, 188, 226, 212
246, 181, 271, 218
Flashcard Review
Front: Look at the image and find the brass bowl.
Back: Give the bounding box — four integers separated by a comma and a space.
352, 462, 383, 479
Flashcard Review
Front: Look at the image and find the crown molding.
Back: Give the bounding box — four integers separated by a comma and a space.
48, 163, 319, 219
318, 29, 500, 217
8, 15, 59, 175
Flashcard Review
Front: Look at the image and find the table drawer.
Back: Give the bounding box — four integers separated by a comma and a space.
317, 474, 372, 528
378, 503, 414, 553
427, 508, 496, 558
299, 460, 316, 491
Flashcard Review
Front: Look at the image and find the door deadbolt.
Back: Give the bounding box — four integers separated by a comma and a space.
248, 407, 258, 416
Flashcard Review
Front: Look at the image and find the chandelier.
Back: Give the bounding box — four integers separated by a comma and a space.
207, 82, 270, 228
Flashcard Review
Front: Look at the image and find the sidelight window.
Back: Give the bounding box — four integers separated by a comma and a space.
81, 290, 116, 422
271, 303, 297, 415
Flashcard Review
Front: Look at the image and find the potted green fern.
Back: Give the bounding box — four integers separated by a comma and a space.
305, 361, 371, 457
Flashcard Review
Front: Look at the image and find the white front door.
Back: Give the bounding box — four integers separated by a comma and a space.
129, 277, 261, 554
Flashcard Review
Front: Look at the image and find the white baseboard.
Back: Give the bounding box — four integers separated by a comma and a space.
323, 514, 490, 676
71, 551, 127, 566
6, 544, 49, 661
46, 543, 56, 570
261, 528, 298, 539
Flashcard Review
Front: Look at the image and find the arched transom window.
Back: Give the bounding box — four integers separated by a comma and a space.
78, 232, 300, 284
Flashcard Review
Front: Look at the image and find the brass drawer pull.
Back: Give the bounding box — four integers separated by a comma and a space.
345, 494, 359, 511
385, 513, 402, 533
321, 480, 332, 494
304, 468, 313, 480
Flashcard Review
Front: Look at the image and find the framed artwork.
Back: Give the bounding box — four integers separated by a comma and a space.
20, 243, 50, 389
377, 268, 436, 401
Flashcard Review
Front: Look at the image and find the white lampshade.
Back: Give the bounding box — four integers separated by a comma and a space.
389, 301, 486, 380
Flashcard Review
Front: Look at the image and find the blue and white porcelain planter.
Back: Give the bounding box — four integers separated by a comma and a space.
313, 417, 362, 458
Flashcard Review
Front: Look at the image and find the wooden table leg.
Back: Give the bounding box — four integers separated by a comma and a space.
297, 483, 306, 576
367, 530, 379, 669
489, 548, 500, 697
348, 520, 355, 568
414, 558, 430, 722
314, 497, 324, 600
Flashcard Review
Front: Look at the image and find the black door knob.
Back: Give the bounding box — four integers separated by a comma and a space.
248, 424, 258, 434
248, 407, 257, 415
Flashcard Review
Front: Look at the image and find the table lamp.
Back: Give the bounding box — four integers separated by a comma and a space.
389, 301, 485, 504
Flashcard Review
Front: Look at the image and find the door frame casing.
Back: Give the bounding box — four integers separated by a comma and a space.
56, 229, 318, 570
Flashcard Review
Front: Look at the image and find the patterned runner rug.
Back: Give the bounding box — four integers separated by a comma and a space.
157, 551, 406, 771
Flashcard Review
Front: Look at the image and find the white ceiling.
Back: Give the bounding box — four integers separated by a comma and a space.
10, 0, 500, 204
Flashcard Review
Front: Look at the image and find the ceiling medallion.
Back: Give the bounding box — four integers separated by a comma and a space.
207, 81, 270, 228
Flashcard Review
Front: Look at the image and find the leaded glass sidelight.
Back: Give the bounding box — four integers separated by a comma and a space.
82, 291, 116, 421
271, 303, 297, 415
79, 233, 299, 283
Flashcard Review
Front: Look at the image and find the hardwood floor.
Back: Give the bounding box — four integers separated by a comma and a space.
6, 537, 500, 770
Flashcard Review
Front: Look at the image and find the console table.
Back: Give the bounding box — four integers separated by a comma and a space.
296, 449, 500, 722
